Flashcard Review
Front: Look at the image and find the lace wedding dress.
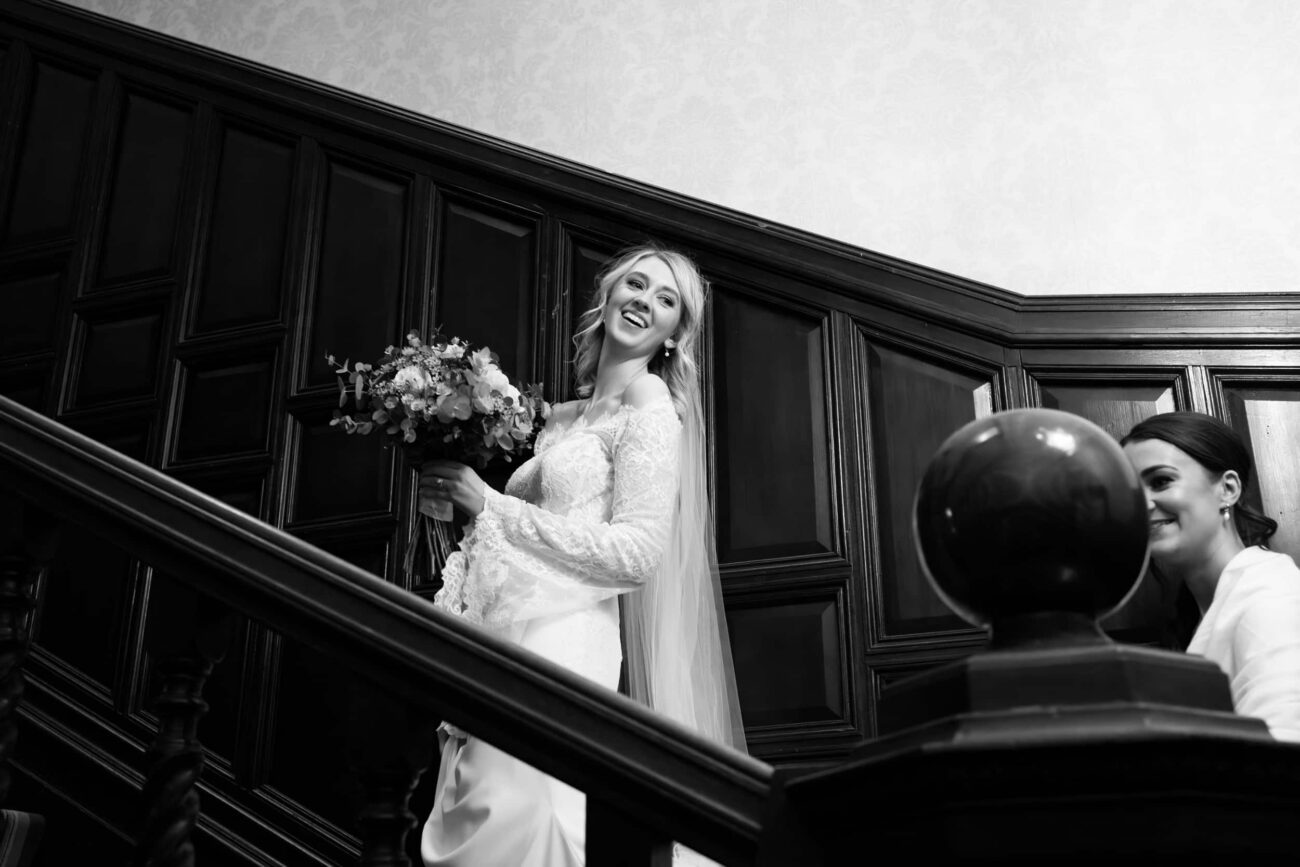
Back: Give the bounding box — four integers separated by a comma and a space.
421, 395, 683, 867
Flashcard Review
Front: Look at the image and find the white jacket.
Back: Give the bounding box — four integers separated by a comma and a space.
1187, 546, 1300, 742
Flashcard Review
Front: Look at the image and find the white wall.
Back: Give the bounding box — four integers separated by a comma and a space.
58, 0, 1300, 297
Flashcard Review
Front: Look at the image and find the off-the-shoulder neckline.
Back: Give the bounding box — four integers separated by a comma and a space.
549, 392, 676, 434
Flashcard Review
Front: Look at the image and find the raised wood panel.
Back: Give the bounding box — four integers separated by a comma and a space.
170, 469, 266, 523
140, 571, 245, 766
727, 588, 848, 729
1219, 379, 1300, 561
0, 360, 52, 412
171, 353, 276, 464
266, 636, 364, 832
312, 533, 392, 580
33, 529, 135, 692
712, 289, 834, 564
287, 410, 396, 525
433, 196, 539, 380
303, 158, 408, 387
0, 266, 62, 358
1034, 376, 1183, 440
192, 124, 296, 334
67, 309, 163, 410
2, 59, 96, 246
565, 236, 615, 334
560, 229, 622, 392
862, 336, 995, 638
95, 89, 192, 285
62, 413, 152, 463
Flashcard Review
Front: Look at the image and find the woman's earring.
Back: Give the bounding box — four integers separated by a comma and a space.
1221, 505, 1232, 521
663, 339, 675, 358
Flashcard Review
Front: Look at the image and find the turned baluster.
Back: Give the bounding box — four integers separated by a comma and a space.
348, 684, 436, 867
134, 590, 231, 867
0, 497, 54, 807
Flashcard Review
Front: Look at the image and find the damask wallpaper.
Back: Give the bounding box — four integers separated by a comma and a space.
57, 0, 1300, 296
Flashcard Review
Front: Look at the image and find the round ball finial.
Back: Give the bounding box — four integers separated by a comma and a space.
913, 408, 1149, 644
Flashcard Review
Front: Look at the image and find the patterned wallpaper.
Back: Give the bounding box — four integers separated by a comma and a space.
57, 0, 1300, 296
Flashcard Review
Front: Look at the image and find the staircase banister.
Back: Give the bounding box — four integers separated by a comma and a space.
0, 395, 773, 864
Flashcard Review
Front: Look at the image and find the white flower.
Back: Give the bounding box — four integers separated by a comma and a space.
469, 347, 495, 374
471, 380, 498, 414
480, 367, 509, 392
393, 365, 432, 394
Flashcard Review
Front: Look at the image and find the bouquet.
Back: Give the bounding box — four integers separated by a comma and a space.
328, 331, 549, 583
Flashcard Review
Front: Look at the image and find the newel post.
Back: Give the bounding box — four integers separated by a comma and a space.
133, 585, 232, 867
0, 496, 54, 805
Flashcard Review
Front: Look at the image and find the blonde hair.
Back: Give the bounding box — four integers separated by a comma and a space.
572, 244, 708, 416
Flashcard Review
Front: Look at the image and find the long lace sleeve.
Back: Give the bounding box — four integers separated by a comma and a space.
434, 399, 681, 630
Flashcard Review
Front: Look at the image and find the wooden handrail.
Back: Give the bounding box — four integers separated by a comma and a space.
0, 394, 774, 864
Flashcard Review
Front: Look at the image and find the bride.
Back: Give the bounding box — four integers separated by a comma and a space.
417, 244, 745, 866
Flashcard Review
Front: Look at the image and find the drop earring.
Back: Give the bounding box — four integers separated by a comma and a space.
663, 339, 675, 358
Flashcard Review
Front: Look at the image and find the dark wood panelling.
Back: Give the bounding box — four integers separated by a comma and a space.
33, 530, 136, 692
549, 225, 629, 401
727, 587, 849, 730
66, 308, 164, 410
0, 266, 62, 358
861, 333, 998, 639
140, 571, 245, 765
712, 288, 835, 565
265, 637, 365, 833
5, 769, 134, 864
2, 58, 96, 247
61, 412, 152, 463
95, 88, 192, 286
1218, 376, 1300, 560
171, 352, 276, 464
1033, 374, 1186, 440
868, 655, 956, 700
0, 358, 52, 411
433, 195, 540, 380
563, 235, 614, 336
287, 409, 396, 525
302, 157, 409, 388
561, 230, 620, 349
312, 532, 392, 579
191, 123, 296, 334
2, 3, 1300, 858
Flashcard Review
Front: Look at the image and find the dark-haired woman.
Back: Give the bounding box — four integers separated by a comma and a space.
1122, 411, 1300, 742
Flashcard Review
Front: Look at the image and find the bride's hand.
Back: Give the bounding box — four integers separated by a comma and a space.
419, 460, 487, 518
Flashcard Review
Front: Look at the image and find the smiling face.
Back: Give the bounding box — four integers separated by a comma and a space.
600, 254, 683, 361
1123, 437, 1240, 571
